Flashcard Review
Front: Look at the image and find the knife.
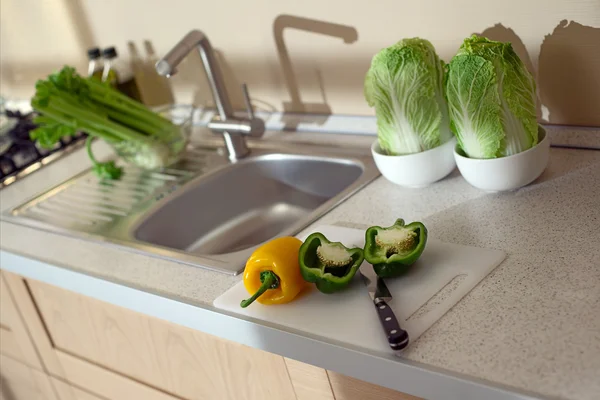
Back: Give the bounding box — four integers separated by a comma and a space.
359, 263, 409, 352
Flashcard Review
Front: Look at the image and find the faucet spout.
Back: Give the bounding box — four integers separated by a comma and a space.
157, 30, 264, 161
156, 30, 234, 121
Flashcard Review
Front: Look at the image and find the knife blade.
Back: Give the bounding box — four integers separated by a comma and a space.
359, 263, 409, 352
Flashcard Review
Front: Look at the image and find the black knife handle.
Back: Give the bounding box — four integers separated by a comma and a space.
373, 298, 409, 351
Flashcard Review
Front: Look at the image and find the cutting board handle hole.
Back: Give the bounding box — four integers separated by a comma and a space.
406, 274, 467, 322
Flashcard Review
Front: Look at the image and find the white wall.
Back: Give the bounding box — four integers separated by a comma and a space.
1, 0, 599, 126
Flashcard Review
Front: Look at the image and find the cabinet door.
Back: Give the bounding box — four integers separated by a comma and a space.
0, 354, 57, 400
284, 358, 335, 400
328, 371, 423, 400
284, 358, 423, 400
51, 378, 105, 400
11, 271, 421, 400
49, 351, 180, 400
27, 279, 297, 400
0, 272, 43, 369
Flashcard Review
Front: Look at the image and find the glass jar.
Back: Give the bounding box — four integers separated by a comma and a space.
110, 104, 193, 170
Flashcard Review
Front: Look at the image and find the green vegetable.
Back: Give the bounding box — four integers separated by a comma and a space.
364, 219, 427, 278
29, 66, 182, 179
299, 233, 364, 294
445, 35, 538, 159
86, 136, 122, 180
364, 38, 452, 155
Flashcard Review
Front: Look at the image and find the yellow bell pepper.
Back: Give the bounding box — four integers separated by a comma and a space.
240, 237, 305, 308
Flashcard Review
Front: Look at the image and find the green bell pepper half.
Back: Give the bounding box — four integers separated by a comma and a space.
298, 232, 364, 294
363, 218, 428, 278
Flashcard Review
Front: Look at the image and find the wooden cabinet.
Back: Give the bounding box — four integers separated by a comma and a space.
0, 270, 422, 400
284, 358, 336, 400
52, 351, 179, 400
284, 358, 421, 400
50, 378, 105, 400
0, 354, 57, 400
27, 279, 298, 400
0, 273, 44, 369
328, 371, 421, 400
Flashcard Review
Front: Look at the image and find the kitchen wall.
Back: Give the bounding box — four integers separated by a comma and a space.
1, 0, 599, 126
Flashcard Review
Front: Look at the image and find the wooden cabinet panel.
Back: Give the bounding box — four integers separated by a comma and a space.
28, 278, 161, 379
28, 279, 297, 400
0, 354, 57, 400
55, 351, 177, 400
4, 270, 422, 400
1, 272, 64, 376
145, 317, 296, 400
0, 276, 12, 329
328, 371, 423, 400
0, 273, 43, 369
0, 326, 26, 362
284, 358, 335, 400
51, 378, 105, 400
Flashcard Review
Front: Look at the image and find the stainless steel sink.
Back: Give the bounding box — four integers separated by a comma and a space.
4, 139, 379, 274
134, 153, 363, 255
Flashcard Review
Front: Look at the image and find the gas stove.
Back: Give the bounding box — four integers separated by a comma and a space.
0, 109, 88, 188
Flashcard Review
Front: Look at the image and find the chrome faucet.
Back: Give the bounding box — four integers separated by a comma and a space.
156, 30, 265, 161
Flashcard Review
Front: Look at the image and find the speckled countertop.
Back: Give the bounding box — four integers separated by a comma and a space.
1, 127, 599, 400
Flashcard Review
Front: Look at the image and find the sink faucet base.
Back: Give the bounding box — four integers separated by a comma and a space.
222, 132, 249, 161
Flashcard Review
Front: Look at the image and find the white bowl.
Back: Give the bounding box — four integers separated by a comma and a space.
371, 138, 457, 188
454, 125, 549, 192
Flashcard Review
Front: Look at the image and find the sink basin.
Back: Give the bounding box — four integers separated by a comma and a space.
134, 154, 363, 256
4, 139, 379, 274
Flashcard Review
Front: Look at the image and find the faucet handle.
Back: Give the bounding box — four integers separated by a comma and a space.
241, 83, 254, 119
207, 82, 265, 139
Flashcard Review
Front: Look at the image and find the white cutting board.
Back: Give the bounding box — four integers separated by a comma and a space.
214, 225, 506, 354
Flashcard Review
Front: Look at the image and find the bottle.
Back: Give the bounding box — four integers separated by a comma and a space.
101, 47, 119, 86
101, 46, 142, 101
87, 47, 103, 80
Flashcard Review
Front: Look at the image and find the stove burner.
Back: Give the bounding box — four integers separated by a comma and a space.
0, 156, 16, 177
0, 109, 87, 187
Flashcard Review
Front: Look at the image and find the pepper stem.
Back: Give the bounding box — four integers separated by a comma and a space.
240, 271, 280, 308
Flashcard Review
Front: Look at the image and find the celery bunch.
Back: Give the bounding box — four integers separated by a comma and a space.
30, 66, 180, 179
